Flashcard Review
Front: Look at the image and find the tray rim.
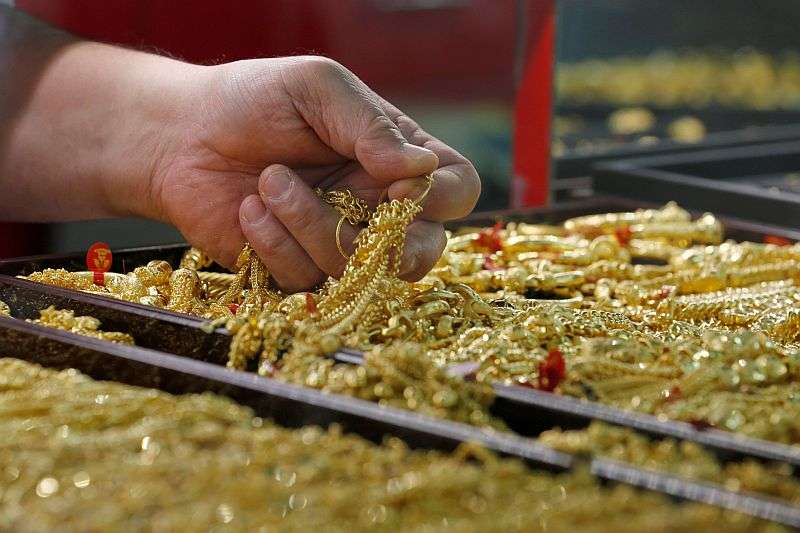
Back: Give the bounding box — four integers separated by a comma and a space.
593, 141, 800, 228
2, 314, 800, 526
555, 111, 800, 179
2, 198, 800, 470
3, 271, 800, 472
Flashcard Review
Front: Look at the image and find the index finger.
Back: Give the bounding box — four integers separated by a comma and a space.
381, 103, 481, 222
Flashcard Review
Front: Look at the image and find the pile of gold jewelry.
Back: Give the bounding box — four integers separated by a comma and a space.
558, 48, 800, 110
0, 303, 133, 344
540, 422, 800, 505
0, 357, 778, 532
20, 198, 800, 444
26, 306, 134, 344
552, 108, 708, 157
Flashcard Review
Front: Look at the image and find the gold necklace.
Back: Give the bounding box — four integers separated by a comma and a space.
3, 357, 775, 532
28, 306, 134, 344
21, 201, 800, 444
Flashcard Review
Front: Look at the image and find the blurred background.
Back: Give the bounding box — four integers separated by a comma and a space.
5, 0, 800, 256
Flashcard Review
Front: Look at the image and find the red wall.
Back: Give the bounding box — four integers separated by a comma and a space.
2, 1, 553, 258
17, 0, 521, 102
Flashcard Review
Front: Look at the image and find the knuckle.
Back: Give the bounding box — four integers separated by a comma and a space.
464, 165, 481, 209
364, 113, 399, 138
301, 55, 347, 80
396, 114, 428, 144
357, 113, 405, 157
401, 224, 445, 281
279, 198, 322, 231
457, 165, 481, 217
252, 229, 294, 258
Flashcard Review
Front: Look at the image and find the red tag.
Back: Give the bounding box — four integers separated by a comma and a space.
614, 226, 632, 246
537, 350, 566, 392
764, 235, 792, 246
475, 222, 504, 252
86, 242, 112, 286
228, 303, 240, 315
305, 293, 318, 314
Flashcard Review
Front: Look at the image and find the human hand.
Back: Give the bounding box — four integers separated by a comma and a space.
148, 56, 481, 292
144, 56, 480, 291
1, 18, 481, 282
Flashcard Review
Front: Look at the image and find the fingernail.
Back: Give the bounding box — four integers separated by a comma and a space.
241, 195, 267, 224
401, 142, 437, 164
263, 167, 295, 204
390, 175, 434, 203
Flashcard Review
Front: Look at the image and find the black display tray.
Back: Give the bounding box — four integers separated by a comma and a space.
338, 348, 800, 469
2, 313, 799, 526
593, 141, 800, 228
1, 199, 799, 471
555, 105, 800, 181
4, 271, 800, 473
0, 274, 231, 363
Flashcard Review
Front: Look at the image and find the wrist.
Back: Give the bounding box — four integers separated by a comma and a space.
2, 40, 205, 222
88, 46, 206, 221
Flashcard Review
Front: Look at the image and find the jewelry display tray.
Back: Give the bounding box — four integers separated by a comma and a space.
555, 105, 800, 181
594, 141, 800, 228
2, 196, 800, 525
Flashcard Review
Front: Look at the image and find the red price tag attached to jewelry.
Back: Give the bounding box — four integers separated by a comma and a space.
86, 242, 112, 286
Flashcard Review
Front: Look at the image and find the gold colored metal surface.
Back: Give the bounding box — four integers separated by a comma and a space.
21, 199, 800, 444
0, 358, 771, 531
29, 306, 134, 344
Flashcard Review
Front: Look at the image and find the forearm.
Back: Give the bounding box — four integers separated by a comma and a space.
0, 7, 198, 222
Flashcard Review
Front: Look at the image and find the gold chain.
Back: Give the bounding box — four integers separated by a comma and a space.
315, 188, 371, 225
29, 306, 134, 344
0, 357, 770, 531
22, 200, 800, 444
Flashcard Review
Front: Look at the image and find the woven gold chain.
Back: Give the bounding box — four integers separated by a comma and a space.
0, 357, 770, 531
315, 188, 371, 225
22, 199, 800, 444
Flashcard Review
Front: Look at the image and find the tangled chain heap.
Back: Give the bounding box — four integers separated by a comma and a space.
21, 201, 800, 445
27, 306, 134, 344
1, 358, 779, 532
541, 422, 800, 505
557, 48, 800, 110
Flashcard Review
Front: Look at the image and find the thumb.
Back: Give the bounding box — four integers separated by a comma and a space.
290, 56, 438, 181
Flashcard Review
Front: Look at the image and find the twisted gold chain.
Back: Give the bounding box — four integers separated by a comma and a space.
22, 199, 800, 444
